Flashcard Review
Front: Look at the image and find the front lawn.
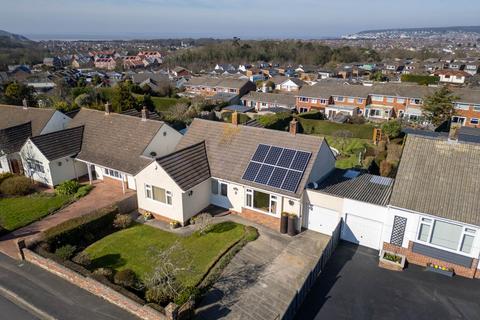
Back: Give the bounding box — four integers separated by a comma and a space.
299, 118, 376, 139
85, 222, 246, 287
0, 193, 71, 231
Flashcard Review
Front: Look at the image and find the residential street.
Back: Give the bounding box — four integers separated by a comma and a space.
0, 253, 139, 320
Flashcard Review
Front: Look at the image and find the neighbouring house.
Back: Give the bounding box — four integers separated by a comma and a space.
242, 92, 296, 111
66, 106, 182, 192
20, 126, 87, 187
271, 76, 306, 92
433, 70, 471, 85
184, 77, 256, 99
0, 104, 71, 174
135, 117, 336, 229
171, 67, 191, 78
94, 58, 117, 70
43, 57, 62, 68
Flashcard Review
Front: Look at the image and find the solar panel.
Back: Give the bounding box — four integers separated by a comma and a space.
268, 167, 288, 188
242, 144, 312, 193
242, 161, 262, 181
251, 144, 270, 162
254, 164, 275, 184
277, 148, 296, 168
290, 151, 311, 171
264, 146, 283, 165
281, 170, 303, 192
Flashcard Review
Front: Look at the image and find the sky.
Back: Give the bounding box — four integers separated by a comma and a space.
1, 0, 480, 40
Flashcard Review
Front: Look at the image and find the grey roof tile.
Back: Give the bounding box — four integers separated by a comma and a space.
0, 121, 32, 155
30, 126, 84, 161
0, 104, 56, 135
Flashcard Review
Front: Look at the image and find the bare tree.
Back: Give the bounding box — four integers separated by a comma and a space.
195, 213, 213, 235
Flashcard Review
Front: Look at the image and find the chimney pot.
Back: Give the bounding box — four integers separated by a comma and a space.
105, 102, 112, 115
289, 118, 298, 135
232, 111, 239, 126
141, 106, 148, 121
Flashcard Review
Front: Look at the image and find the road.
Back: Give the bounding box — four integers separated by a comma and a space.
0, 253, 139, 320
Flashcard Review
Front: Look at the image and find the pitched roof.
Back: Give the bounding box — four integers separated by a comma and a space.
390, 135, 480, 226
121, 109, 162, 121
242, 92, 296, 107
186, 77, 251, 89
0, 122, 32, 155
175, 119, 327, 198
30, 126, 84, 161
0, 104, 57, 135
67, 108, 165, 175
156, 141, 210, 191
315, 169, 394, 206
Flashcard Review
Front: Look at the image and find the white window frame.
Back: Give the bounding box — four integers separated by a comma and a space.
416, 216, 477, 255
245, 188, 279, 216
211, 178, 228, 197
473, 104, 480, 112
371, 95, 383, 102
299, 107, 308, 113
397, 98, 406, 104
27, 158, 45, 174
103, 168, 122, 180
357, 98, 364, 104
320, 99, 328, 104
452, 116, 467, 125
386, 97, 395, 103
347, 97, 355, 103
410, 98, 422, 105
144, 183, 172, 206
455, 103, 470, 110
335, 96, 344, 102
311, 99, 317, 104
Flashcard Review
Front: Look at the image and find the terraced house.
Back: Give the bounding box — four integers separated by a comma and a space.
295, 83, 480, 127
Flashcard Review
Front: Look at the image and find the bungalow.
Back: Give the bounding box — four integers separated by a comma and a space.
66, 105, 182, 192
433, 70, 471, 85
0, 103, 71, 174
271, 76, 306, 92
184, 77, 256, 98
135, 117, 336, 229
242, 92, 296, 111
20, 126, 87, 187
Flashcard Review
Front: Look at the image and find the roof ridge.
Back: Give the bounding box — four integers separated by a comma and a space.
31, 125, 84, 142
80, 107, 165, 124
156, 140, 206, 162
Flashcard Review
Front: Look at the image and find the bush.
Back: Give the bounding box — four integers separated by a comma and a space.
0, 176, 33, 195
401, 74, 439, 85
73, 184, 93, 199
0, 172, 14, 185
175, 286, 200, 305
244, 226, 259, 242
146, 287, 173, 306
72, 252, 91, 267
113, 214, 133, 229
297, 110, 324, 120
257, 112, 292, 130
379, 160, 393, 177
114, 269, 138, 288
54, 244, 76, 260
93, 267, 114, 281
55, 180, 80, 196
374, 151, 387, 167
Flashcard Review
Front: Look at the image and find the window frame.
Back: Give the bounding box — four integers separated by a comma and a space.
103, 168, 122, 180
245, 188, 279, 216
211, 179, 228, 197
144, 183, 173, 206
27, 158, 45, 174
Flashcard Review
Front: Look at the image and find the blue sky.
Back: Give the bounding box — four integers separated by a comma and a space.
1, 0, 480, 39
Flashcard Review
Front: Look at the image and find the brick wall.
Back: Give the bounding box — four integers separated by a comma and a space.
383, 242, 480, 279
22, 249, 168, 320
234, 208, 280, 231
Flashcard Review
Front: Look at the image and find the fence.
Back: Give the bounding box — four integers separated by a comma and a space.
282, 220, 342, 320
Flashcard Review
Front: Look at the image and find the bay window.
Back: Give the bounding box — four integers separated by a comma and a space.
245, 189, 278, 215
417, 217, 477, 254
145, 184, 172, 205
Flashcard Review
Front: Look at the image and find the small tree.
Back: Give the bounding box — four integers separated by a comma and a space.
195, 213, 213, 235
381, 120, 401, 143
332, 130, 353, 153
422, 87, 458, 127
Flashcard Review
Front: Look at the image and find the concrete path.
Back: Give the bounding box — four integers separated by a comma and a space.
0, 252, 139, 320
196, 215, 331, 320
0, 181, 134, 259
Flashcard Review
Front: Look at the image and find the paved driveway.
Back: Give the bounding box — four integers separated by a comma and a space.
0, 181, 135, 259
295, 242, 480, 320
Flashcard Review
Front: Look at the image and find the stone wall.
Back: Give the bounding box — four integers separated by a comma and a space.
22, 249, 168, 320
382, 242, 480, 279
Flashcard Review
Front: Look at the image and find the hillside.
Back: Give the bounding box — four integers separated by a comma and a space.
0, 30, 31, 42
344, 25, 480, 39
0, 30, 47, 69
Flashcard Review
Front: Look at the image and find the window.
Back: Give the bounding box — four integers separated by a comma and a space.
410, 98, 422, 105
386, 97, 394, 103
397, 98, 405, 104
320, 99, 328, 104
417, 217, 477, 254
372, 95, 383, 102
357, 98, 364, 104
311, 99, 317, 104
470, 118, 479, 125
473, 104, 480, 112
299, 107, 308, 113
145, 184, 172, 205
452, 116, 466, 125
220, 182, 228, 196
347, 97, 354, 103
335, 96, 344, 102
455, 103, 470, 110
245, 189, 278, 215
27, 159, 44, 173
211, 179, 228, 197
299, 97, 309, 102
104, 168, 121, 179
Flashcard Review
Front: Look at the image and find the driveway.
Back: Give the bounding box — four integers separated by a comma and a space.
295, 242, 480, 320
0, 181, 135, 259
196, 215, 331, 320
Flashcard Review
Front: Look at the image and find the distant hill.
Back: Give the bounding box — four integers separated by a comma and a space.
344, 26, 480, 39
0, 30, 47, 69
358, 26, 480, 35
0, 30, 31, 42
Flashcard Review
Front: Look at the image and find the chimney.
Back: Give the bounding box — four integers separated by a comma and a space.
232, 111, 239, 126
141, 106, 148, 121
104, 102, 112, 115
289, 118, 298, 135
448, 123, 461, 141
22, 98, 28, 109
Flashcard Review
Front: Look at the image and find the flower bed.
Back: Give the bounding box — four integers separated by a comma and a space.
378, 249, 406, 272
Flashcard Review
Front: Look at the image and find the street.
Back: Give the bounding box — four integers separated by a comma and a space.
0, 295, 38, 320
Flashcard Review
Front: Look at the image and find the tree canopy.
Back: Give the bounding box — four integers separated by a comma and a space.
422, 87, 458, 127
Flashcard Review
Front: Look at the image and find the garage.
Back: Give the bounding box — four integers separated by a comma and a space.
307, 205, 340, 236
341, 214, 383, 250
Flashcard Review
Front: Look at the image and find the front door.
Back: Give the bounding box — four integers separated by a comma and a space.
9, 159, 22, 174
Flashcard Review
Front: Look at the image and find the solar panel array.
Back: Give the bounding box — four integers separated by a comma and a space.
242, 144, 312, 193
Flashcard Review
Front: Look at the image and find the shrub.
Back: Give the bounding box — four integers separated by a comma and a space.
0, 172, 14, 185
146, 287, 173, 306
113, 214, 133, 229
401, 74, 439, 85
55, 180, 80, 196
244, 226, 259, 242
73, 184, 93, 199
175, 286, 200, 305
374, 151, 387, 167
379, 160, 393, 177
297, 110, 324, 120
114, 269, 138, 288
72, 252, 91, 267
93, 267, 114, 281
257, 112, 292, 130
0, 176, 33, 195
54, 244, 76, 260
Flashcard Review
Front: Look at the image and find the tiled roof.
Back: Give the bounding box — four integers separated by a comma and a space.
30, 126, 84, 160
121, 109, 162, 121
390, 135, 480, 226
176, 119, 327, 198
157, 141, 210, 191
315, 169, 394, 206
0, 122, 32, 155
186, 77, 251, 89
0, 104, 56, 135
67, 108, 164, 175
242, 92, 296, 107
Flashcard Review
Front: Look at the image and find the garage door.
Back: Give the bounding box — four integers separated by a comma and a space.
341, 214, 383, 250
307, 205, 340, 235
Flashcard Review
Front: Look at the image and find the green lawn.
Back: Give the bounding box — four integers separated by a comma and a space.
85, 222, 246, 286
0, 193, 71, 231
299, 118, 376, 139
132, 94, 189, 112
325, 136, 372, 169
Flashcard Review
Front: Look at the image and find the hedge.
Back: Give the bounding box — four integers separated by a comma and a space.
401, 74, 440, 85
42, 205, 119, 250
257, 112, 292, 130
298, 118, 375, 139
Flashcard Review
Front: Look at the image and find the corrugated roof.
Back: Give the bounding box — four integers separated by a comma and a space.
0, 122, 32, 155
176, 119, 327, 198
390, 135, 480, 226
0, 104, 57, 135
30, 126, 84, 161
315, 169, 394, 206
157, 141, 210, 191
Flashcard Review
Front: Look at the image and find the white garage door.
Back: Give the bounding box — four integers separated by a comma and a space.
307, 205, 340, 235
341, 214, 383, 250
